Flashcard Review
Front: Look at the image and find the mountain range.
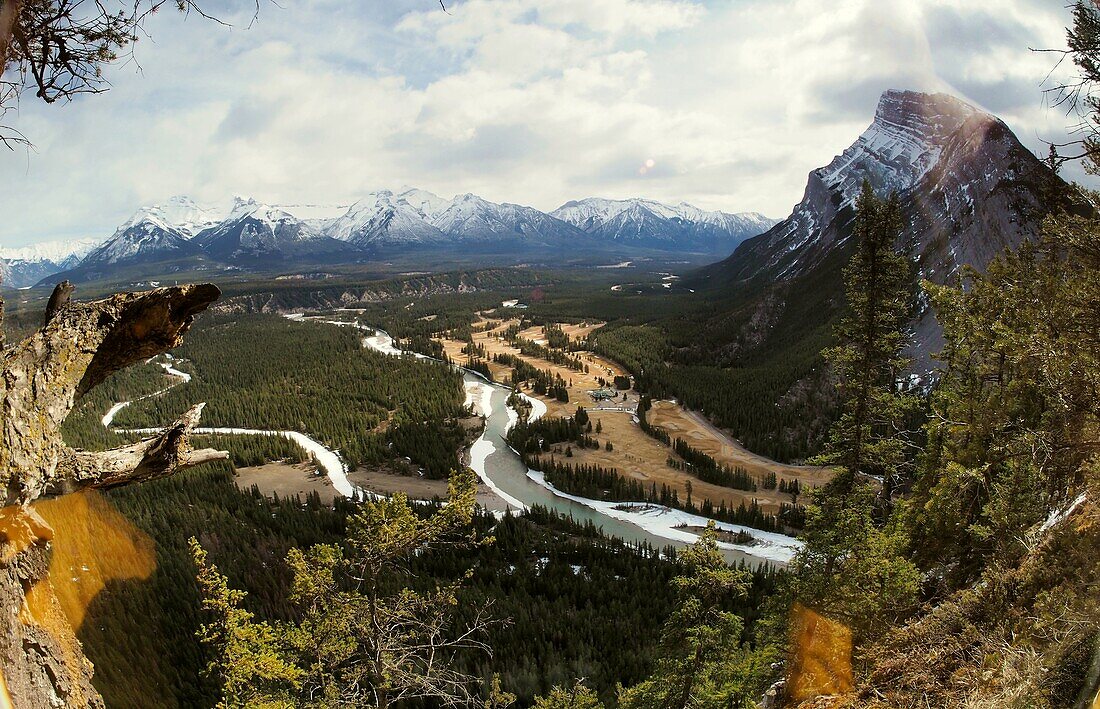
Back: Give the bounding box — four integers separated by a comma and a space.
11, 192, 777, 287
0, 239, 99, 289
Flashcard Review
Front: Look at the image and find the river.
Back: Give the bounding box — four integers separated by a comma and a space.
461, 370, 800, 566
107, 315, 798, 566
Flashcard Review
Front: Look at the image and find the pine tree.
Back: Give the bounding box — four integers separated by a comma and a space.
193, 469, 495, 708
820, 180, 917, 490
790, 182, 919, 643
617, 525, 756, 709
190, 538, 301, 708
912, 200, 1100, 578
533, 681, 603, 709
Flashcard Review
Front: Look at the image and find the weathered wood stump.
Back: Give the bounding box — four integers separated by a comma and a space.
0, 282, 226, 706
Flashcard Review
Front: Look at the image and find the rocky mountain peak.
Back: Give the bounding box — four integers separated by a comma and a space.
695, 88, 1066, 377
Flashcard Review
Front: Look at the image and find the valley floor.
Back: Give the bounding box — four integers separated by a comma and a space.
234, 461, 512, 511
437, 312, 831, 518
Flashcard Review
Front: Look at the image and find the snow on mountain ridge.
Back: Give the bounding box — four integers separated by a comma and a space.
119, 195, 224, 238
0, 237, 101, 263
550, 197, 778, 252
815, 90, 985, 209
552, 197, 773, 230
325, 190, 446, 247
220, 197, 325, 241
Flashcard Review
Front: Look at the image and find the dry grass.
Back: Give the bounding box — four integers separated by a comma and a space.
439, 319, 832, 514
235, 461, 508, 510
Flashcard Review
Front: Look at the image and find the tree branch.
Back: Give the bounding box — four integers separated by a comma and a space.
0, 282, 223, 504
54, 403, 228, 495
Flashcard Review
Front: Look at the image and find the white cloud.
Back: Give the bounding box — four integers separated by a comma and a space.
0, 0, 1092, 248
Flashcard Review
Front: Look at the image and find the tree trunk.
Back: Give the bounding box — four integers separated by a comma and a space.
0, 282, 225, 707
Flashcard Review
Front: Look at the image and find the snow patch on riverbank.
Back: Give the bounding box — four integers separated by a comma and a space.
469, 437, 527, 512
159, 361, 191, 383
526, 470, 802, 564
364, 331, 405, 356
464, 380, 494, 418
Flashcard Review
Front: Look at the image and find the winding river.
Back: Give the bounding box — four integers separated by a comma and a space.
369, 327, 799, 567
106, 315, 798, 566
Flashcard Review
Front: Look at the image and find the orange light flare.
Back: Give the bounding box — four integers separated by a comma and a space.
787, 601, 854, 702
31, 490, 157, 631
0, 485, 169, 708
0, 491, 157, 703
1, 490, 157, 633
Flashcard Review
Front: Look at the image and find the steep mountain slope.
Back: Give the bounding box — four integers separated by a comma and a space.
194, 198, 359, 264
596, 89, 1071, 463
73, 195, 224, 272
428, 193, 586, 247
324, 190, 446, 249
690, 89, 1067, 376
553, 198, 777, 254
81, 218, 199, 268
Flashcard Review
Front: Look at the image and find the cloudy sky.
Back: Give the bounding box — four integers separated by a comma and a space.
0, 0, 1090, 248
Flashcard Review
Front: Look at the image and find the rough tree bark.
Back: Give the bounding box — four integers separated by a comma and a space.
0, 281, 226, 706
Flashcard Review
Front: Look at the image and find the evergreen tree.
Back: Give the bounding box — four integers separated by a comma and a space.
790, 183, 919, 643
617, 525, 755, 709
533, 681, 604, 709
190, 539, 302, 708
912, 201, 1100, 580
194, 469, 496, 708
820, 180, 917, 490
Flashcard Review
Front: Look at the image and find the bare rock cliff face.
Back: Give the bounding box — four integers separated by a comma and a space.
694, 89, 1069, 378
0, 282, 225, 706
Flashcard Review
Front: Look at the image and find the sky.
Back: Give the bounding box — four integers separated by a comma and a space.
0, 0, 1092, 248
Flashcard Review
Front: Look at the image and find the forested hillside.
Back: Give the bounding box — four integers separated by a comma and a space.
109, 313, 469, 477
78, 464, 779, 707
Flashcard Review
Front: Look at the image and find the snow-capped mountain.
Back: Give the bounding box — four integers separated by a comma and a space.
325, 190, 446, 248
0, 238, 100, 288
694, 89, 1069, 374
81, 220, 197, 268
397, 188, 451, 219
1, 258, 70, 289
0, 238, 100, 264
326, 189, 588, 250
34, 189, 775, 285
128, 195, 225, 237
552, 198, 777, 253
75, 195, 226, 271
194, 197, 357, 263
428, 193, 583, 246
